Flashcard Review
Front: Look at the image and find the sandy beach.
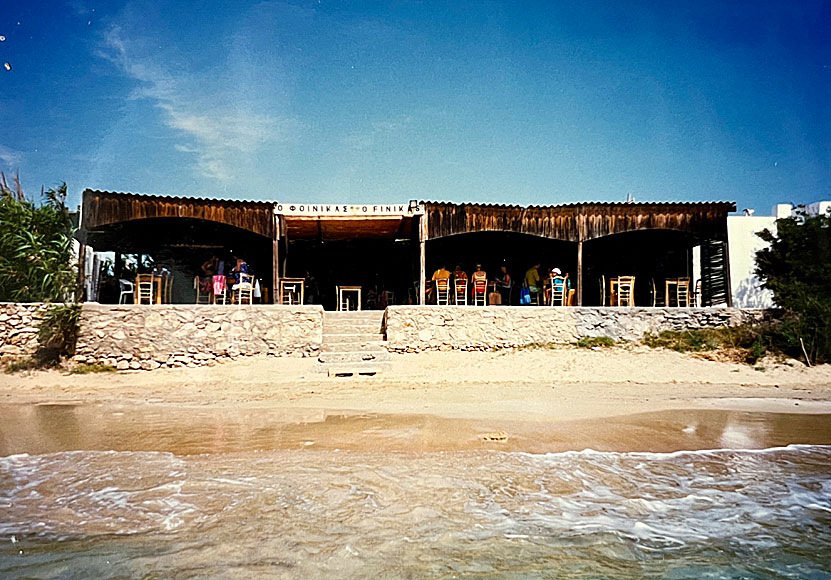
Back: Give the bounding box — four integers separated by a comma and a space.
2, 346, 831, 455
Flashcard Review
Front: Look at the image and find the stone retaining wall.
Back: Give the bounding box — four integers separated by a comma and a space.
0, 303, 49, 361
74, 304, 324, 370
384, 306, 771, 352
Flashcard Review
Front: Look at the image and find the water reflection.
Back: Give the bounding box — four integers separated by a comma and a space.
1, 404, 830, 456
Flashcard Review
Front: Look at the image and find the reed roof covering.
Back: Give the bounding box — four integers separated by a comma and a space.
423, 201, 736, 242
82, 190, 275, 238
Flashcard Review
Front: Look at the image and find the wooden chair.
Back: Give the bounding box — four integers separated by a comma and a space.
435, 278, 450, 305
453, 278, 467, 305
527, 283, 541, 306
472, 278, 487, 306
616, 276, 635, 307
280, 279, 304, 305
195, 276, 212, 304
212, 275, 227, 305
235, 273, 254, 305
161, 273, 173, 304
676, 277, 691, 307
693, 280, 702, 307
136, 274, 154, 305
651, 278, 664, 307
548, 276, 567, 306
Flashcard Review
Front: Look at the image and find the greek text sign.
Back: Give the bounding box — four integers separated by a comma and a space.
274, 203, 422, 216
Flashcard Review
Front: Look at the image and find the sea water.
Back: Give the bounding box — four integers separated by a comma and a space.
2, 443, 830, 578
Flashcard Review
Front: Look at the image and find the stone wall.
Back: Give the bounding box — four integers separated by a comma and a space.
74, 304, 324, 370
384, 306, 771, 352
0, 303, 49, 361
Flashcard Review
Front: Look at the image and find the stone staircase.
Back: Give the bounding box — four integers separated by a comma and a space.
316, 311, 389, 376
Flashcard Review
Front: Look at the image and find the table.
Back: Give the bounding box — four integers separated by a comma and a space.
337, 286, 362, 311
664, 278, 691, 307
279, 278, 305, 305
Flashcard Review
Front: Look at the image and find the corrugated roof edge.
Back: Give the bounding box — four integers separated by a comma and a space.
422, 200, 736, 209
82, 189, 276, 206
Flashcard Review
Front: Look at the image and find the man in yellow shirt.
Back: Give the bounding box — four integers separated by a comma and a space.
524, 263, 542, 304
427, 264, 451, 303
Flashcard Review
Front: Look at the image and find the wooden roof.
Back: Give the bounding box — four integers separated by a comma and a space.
81, 191, 735, 244
424, 201, 736, 242
284, 216, 414, 241
82, 190, 275, 238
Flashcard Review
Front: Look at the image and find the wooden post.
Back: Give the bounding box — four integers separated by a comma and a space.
280, 217, 288, 277
272, 212, 280, 304
76, 243, 87, 302
576, 240, 583, 306
576, 205, 584, 306
723, 238, 733, 307
419, 213, 428, 305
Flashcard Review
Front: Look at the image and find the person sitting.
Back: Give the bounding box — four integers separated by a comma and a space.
494, 264, 512, 305
471, 263, 488, 300
452, 265, 468, 303
524, 263, 542, 304
427, 264, 451, 303
229, 256, 251, 302
545, 267, 570, 305
201, 255, 218, 276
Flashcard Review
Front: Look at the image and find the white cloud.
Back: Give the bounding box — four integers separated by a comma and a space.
99, 25, 296, 183
344, 116, 413, 151
0, 144, 22, 167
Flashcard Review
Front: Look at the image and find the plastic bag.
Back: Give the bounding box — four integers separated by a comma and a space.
520, 287, 531, 305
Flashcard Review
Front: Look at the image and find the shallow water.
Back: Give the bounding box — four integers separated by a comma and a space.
1, 407, 830, 578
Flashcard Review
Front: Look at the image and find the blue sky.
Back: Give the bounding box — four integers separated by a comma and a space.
1, 1, 828, 214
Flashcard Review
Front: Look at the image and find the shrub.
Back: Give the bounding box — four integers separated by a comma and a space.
642, 324, 776, 364
36, 303, 81, 366
0, 175, 76, 303
576, 336, 616, 348
70, 363, 116, 374
756, 212, 831, 364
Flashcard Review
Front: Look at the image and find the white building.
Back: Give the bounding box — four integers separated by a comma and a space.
728, 201, 830, 308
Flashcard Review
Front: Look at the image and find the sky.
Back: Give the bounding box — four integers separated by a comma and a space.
1, 0, 829, 214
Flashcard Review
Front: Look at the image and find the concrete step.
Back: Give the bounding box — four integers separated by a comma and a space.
322, 333, 385, 345
320, 341, 387, 353
323, 322, 384, 334
317, 350, 391, 365
323, 311, 386, 322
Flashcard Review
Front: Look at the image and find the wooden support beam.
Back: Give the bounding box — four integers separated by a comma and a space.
576, 240, 583, 306
419, 213, 428, 305
272, 213, 280, 304
724, 238, 733, 307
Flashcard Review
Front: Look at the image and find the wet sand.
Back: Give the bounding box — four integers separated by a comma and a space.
2, 403, 831, 457
1, 347, 830, 454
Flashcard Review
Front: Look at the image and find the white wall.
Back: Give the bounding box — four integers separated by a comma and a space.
728, 215, 776, 308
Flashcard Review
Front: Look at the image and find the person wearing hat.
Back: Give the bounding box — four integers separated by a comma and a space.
545, 267, 570, 305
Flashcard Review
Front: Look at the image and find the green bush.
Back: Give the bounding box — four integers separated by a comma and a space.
756, 212, 831, 364
36, 303, 81, 366
643, 325, 775, 364
70, 363, 116, 374
0, 176, 76, 302
576, 336, 616, 348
